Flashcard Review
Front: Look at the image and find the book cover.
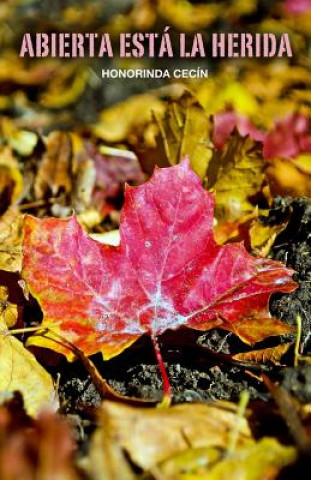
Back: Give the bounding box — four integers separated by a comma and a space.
0, 0, 310, 478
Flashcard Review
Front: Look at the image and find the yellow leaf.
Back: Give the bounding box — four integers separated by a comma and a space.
0, 207, 23, 272
137, 92, 213, 179
166, 438, 296, 479
158, 0, 220, 31
0, 146, 23, 206
198, 81, 258, 117
0, 321, 59, 417
207, 132, 265, 222
93, 93, 164, 143
1, 117, 37, 156
0, 286, 18, 328
40, 66, 89, 109
249, 218, 288, 257
95, 401, 252, 471
267, 157, 311, 198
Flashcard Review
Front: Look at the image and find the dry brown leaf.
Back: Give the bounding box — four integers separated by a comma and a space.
72, 157, 96, 214
233, 343, 293, 366
0, 207, 23, 272
35, 131, 73, 201
93, 401, 252, 471
0, 318, 59, 417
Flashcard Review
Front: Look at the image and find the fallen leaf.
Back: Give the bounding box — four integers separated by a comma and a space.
213, 210, 258, 246
0, 318, 59, 417
284, 0, 311, 15
72, 156, 96, 214
266, 157, 311, 197
34, 131, 73, 203
0, 146, 23, 213
233, 343, 293, 366
0, 207, 23, 272
0, 53, 58, 86
263, 114, 311, 160
22, 161, 296, 397
138, 92, 213, 179
158, 0, 220, 31
198, 81, 259, 118
93, 93, 164, 143
39, 65, 89, 109
175, 438, 297, 480
0, 286, 18, 328
92, 400, 252, 471
221, 316, 293, 345
249, 219, 289, 257
0, 401, 78, 480
207, 132, 266, 222
153, 447, 223, 479
212, 111, 265, 150
1, 117, 37, 156
87, 144, 145, 215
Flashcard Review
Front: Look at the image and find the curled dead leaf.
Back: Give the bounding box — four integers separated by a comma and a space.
233, 343, 293, 366
35, 131, 73, 202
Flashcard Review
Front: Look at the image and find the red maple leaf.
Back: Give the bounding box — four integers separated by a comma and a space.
263, 113, 311, 159
22, 160, 296, 399
212, 111, 266, 149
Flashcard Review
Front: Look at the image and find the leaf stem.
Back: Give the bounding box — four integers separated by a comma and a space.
227, 390, 250, 456
294, 314, 302, 367
2, 325, 51, 335
151, 334, 171, 407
